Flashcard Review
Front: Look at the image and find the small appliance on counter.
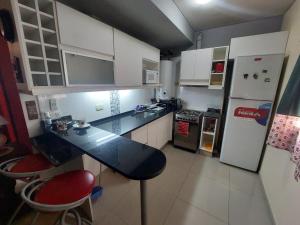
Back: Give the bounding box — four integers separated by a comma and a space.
143, 69, 159, 84
173, 109, 204, 152
157, 98, 183, 111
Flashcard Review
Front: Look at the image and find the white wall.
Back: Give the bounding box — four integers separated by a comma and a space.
200, 16, 283, 48
21, 89, 153, 137
176, 86, 224, 111
260, 1, 300, 225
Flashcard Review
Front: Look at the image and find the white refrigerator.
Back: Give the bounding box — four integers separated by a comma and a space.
220, 54, 284, 171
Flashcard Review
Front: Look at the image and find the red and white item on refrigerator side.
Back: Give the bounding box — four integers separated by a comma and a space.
220, 54, 284, 171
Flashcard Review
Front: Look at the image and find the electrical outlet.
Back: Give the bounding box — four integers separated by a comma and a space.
95, 105, 104, 111
49, 99, 58, 111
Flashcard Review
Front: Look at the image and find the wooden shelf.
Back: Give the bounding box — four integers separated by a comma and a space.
44, 43, 57, 48
201, 146, 213, 153
48, 72, 62, 76
22, 22, 38, 29
25, 39, 41, 45
212, 59, 225, 62
28, 56, 43, 60
39, 11, 54, 19
31, 71, 46, 74
18, 3, 36, 12
42, 27, 56, 34
46, 58, 60, 62
208, 85, 223, 90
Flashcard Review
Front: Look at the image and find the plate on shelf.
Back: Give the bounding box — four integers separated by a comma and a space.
73, 123, 91, 129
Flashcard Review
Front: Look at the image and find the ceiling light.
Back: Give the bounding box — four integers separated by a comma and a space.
195, 0, 211, 5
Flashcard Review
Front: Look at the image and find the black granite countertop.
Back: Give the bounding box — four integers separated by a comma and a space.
32, 109, 174, 180
47, 126, 166, 180
91, 108, 173, 135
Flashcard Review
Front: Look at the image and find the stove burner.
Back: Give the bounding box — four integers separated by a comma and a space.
175, 110, 203, 123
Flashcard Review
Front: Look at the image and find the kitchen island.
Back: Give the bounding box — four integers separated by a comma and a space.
34, 110, 169, 225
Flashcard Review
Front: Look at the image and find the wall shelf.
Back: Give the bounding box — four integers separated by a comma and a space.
209, 46, 229, 89
199, 116, 219, 155
13, 0, 63, 89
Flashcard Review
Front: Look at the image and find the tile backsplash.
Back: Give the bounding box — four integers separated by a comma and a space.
20, 89, 153, 137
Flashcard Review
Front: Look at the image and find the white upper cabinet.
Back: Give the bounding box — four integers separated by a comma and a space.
229, 31, 289, 59
194, 48, 213, 80
56, 2, 114, 56
114, 29, 160, 87
180, 50, 196, 80
114, 29, 143, 86
180, 48, 213, 85
139, 42, 160, 63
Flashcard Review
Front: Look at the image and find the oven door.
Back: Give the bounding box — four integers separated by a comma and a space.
173, 120, 200, 151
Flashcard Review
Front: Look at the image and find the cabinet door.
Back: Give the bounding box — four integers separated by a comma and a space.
194, 48, 213, 80
167, 113, 173, 141
114, 29, 142, 86
82, 154, 100, 176
56, 2, 114, 55
139, 42, 160, 62
147, 122, 158, 148
180, 50, 196, 80
131, 126, 148, 144
63, 51, 114, 85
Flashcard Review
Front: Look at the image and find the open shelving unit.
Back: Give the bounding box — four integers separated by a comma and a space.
12, 0, 64, 89
209, 46, 229, 89
199, 115, 219, 155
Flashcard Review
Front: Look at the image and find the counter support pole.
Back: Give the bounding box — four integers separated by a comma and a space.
140, 180, 147, 225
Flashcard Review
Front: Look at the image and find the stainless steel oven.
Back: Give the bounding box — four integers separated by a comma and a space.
173, 110, 203, 152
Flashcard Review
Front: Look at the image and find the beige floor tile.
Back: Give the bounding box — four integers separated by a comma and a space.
229, 188, 273, 225
148, 162, 189, 195
190, 155, 230, 186
94, 211, 129, 225
229, 167, 265, 198
163, 145, 196, 173
178, 172, 229, 223
112, 182, 177, 225
95, 169, 137, 210
164, 199, 228, 225
111, 185, 141, 225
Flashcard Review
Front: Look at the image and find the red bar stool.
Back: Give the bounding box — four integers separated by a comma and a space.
21, 170, 95, 225
0, 153, 54, 225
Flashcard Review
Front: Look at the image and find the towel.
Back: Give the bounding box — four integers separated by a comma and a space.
177, 121, 189, 137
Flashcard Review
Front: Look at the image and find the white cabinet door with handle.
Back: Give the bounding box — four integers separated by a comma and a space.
180, 50, 196, 80
114, 29, 142, 86
56, 2, 114, 56
194, 48, 213, 80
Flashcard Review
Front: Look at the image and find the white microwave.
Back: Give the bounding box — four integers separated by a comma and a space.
143, 70, 159, 84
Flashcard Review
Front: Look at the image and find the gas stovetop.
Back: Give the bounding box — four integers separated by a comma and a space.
175, 110, 204, 123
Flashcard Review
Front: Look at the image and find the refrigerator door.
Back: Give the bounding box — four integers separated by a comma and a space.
230, 54, 284, 101
220, 98, 272, 171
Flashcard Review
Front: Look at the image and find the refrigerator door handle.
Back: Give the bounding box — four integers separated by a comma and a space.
230, 97, 274, 102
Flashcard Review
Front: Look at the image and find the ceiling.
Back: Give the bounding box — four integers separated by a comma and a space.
173, 0, 295, 30
57, 0, 193, 55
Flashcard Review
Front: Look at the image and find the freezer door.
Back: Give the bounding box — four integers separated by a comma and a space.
230, 54, 284, 101
220, 99, 272, 171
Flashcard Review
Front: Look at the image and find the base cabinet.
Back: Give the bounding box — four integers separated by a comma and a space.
131, 113, 173, 149
82, 154, 101, 176
131, 126, 148, 144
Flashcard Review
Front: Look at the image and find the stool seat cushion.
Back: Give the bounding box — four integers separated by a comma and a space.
10, 154, 53, 173
34, 170, 95, 205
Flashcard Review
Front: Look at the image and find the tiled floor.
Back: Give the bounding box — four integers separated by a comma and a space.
93, 144, 274, 225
